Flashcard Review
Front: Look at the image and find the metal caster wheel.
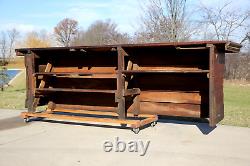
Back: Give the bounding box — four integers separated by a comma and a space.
132, 128, 140, 134
24, 117, 30, 123
151, 121, 157, 127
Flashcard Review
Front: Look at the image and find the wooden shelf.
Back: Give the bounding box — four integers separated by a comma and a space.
35, 88, 116, 94
34, 70, 209, 75
34, 72, 117, 75
35, 88, 140, 96
122, 70, 209, 74
34, 72, 117, 78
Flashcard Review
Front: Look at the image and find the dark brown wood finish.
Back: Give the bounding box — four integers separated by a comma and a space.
25, 52, 35, 112
208, 44, 225, 126
117, 46, 126, 119
16, 41, 241, 131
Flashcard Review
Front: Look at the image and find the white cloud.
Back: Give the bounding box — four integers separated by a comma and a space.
0, 23, 35, 33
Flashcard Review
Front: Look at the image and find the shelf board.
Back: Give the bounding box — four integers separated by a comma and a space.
35, 88, 116, 94
122, 70, 209, 74
34, 70, 209, 76
34, 72, 117, 75
35, 88, 140, 95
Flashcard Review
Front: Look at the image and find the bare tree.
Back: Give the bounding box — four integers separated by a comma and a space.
7, 28, 19, 60
54, 18, 78, 47
0, 32, 8, 91
137, 0, 193, 42
199, 2, 250, 41
240, 31, 250, 52
0, 32, 7, 65
72, 20, 130, 46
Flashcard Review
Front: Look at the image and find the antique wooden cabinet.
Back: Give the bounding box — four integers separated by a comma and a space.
16, 41, 241, 133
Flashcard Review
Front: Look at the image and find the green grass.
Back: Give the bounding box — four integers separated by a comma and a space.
0, 70, 26, 109
0, 72, 250, 127
220, 81, 250, 127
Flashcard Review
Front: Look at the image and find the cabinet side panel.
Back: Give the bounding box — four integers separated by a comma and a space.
25, 54, 35, 112
209, 46, 225, 126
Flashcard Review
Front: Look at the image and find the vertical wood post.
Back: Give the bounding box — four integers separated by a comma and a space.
208, 44, 224, 127
25, 52, 35, 112
117, 46, 126, 119
208, 44, 215, 126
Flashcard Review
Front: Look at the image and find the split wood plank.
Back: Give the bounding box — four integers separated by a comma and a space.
32, 63, 52, 111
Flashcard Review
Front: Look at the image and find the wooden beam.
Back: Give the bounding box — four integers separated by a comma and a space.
36, 88, 116, 94
131, 116, 158, 128
55, 104, 118, 112
20, 112, 157, 128
117, 46, 126, 119
32, 62, 52, 111
25, 52, 35, 112
53, 108, 154, 118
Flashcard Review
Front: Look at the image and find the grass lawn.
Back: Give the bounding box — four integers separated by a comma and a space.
0, 70, 250, 127
0, 70, 26, 109
220, 81, 250, 127
6, 57, 25, 69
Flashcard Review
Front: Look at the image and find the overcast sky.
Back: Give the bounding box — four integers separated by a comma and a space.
0, 0, 249, 35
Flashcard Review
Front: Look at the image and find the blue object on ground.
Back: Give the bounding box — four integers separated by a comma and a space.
0, 69, 21, 85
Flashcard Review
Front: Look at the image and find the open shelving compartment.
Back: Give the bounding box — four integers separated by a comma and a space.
16, 41, 241, 133
17, 46, 158, 134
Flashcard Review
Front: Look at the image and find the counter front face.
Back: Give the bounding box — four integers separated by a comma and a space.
16, 41, 241, 127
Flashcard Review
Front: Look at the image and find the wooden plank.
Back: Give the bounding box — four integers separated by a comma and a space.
21, 112, 137, 125
33, 63, 52, 110
47, 75, 117, 79
131, 116, 158, 128
122, 70, 209, 74
117, 46, 126, 119
36, 88, 116, 94
20, 111, 156, 129
34, 72, 117, 75
25, 53, 35, 112
135, 67, 206, 71
51, 67, 117, 73
140, 102, 201, 117
56, 104, 118, 112
53, 108, 155, 118
208, 44, 224, 127
139, 91, 202, 104
176, 46, 208, 50
53, 108, 119, 116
